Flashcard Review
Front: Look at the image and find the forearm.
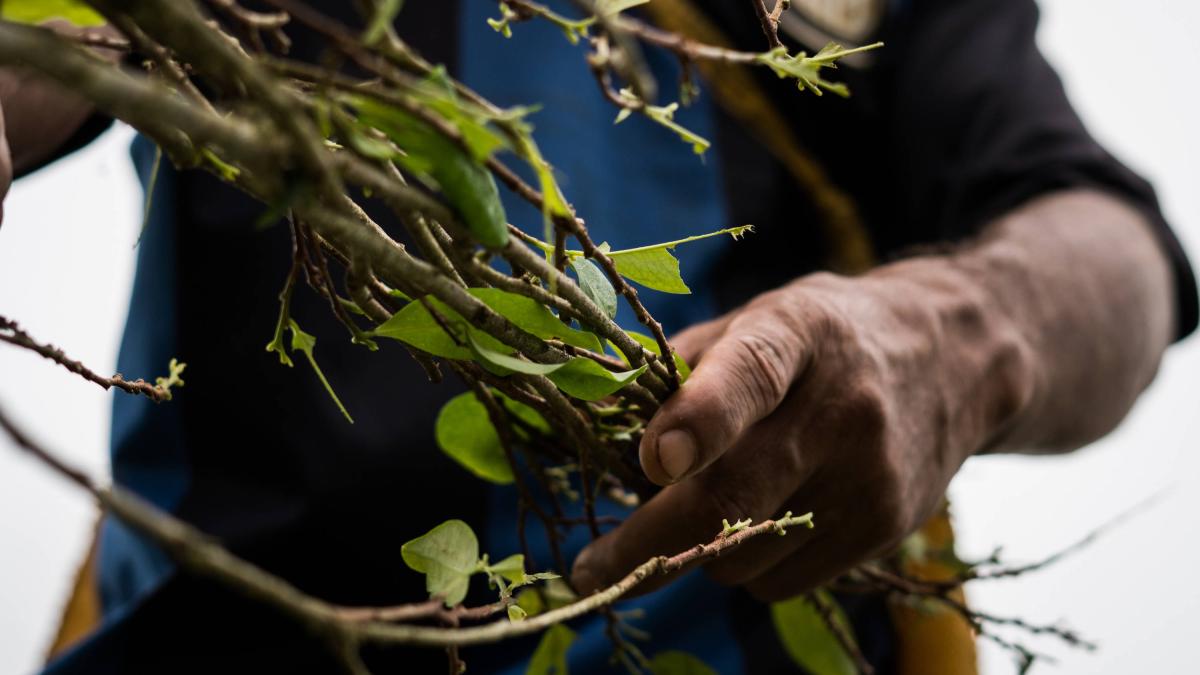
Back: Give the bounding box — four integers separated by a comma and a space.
0, 23, 122, 176
0, 64, 98, 174
873, 189, 1175, 456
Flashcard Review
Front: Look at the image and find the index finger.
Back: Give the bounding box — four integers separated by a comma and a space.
570, 460, 794, 596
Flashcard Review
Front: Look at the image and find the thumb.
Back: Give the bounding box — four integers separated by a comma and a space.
639, 313, 809, 485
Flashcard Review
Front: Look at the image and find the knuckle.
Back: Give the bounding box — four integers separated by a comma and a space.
726, 329, 795, 414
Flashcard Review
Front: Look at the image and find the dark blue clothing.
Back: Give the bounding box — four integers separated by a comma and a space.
44, 1, 1196, 673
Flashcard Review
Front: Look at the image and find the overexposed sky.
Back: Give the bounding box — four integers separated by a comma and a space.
1, 2, 1198, 673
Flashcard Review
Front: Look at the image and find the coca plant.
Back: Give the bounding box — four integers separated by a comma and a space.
0, 1, 1093, 673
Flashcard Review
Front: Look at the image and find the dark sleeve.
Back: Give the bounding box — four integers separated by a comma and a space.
882, 0, 1198, 340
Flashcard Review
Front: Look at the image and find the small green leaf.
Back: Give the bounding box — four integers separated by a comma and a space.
623, 330, 692, 381
0, 0, 104, 26
570, 258, 617, 320
498, 392, 552, 435
287, 320, 354, 424
435, 392, 514, 484
770, 590, 859, 675
487, 553, 528, 585
508, 604, 528, 622
199, 148, 240, 181
547, 358, 647, 401
401, 520, 481, 607
526, 624, 576, 675
373, 289, 603, 359
754, 42, 883, 97
515, 587, 545, 616
351, 96, 509, 248
344, 125, 402, 160
372, 298, 472, 359
603, 225, 755, 294
648, 651, 719, 675
609, 247, 691, 294
470, 288, 603, 353
467, 333, 567, 377
153, 358, 187, 401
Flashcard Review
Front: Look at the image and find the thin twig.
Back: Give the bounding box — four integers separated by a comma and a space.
0, 405, 812, 650
0, 315, 181, 402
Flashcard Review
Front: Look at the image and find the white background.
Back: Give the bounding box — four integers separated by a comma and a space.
1, 1, 1197, 672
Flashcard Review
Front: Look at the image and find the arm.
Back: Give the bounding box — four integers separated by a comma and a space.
571, 189, 1176, 599
570, 0, 1195, 599
0, 23, 120, 226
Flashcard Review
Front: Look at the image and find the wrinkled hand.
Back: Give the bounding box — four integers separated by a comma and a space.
572, 266, 1033, 600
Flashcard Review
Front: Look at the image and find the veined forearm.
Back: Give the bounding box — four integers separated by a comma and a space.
892, 189, 1176, 455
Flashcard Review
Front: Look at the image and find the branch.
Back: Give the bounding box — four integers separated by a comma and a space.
854, 565, 1097, 652
750, 0, 786, 50
806, 590, 874, 675
0, 315, 184, 402
0, 405, 814, 652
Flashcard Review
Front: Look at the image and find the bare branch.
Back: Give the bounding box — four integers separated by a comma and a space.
0, 315, 183, 402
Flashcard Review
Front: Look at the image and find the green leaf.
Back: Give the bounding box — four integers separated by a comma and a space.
469, 288, 603, 353
362, 0, 402, 45
624, 330, 692, 381
526, 624, 576, 675
467, 333, 567, 377
754, 42, 883, 97
508, 604, 528, 622
199, 148, 240, 181
500, 393, 552, 435
609, 247, 691, 294
547, 358, 647, 401
570, 258, 617, 320
410, 67, 511, 162
649, 651, 719, 675
372, 298, 471, 359
435, 392, 514, 484
401, 520, 481, 607
287, 320, 354, 424
352, 96, 508, 248
344, 125, 402, 160
372, 289, 603, 360
153, 358, 187, 401
487, 553, 528, 585
0, 0, 104, 26
604, 225, 755, 294
770, 591, 859, 675
641, 100, 711, 155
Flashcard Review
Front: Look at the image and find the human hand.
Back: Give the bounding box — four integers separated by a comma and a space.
572, 265, 1035, 600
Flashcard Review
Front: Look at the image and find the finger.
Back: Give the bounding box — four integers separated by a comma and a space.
740, 466, 914, 602
742, 519, 888, 602
668, 313, 734, 366
639, 309, 811, 486
571, 463, 793, 596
